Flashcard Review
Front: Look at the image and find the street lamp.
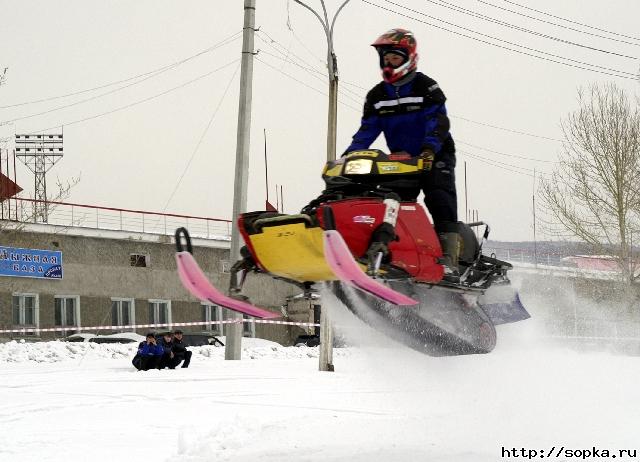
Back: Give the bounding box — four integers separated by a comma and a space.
294, 0, 351, 372
294, 0, 351, 162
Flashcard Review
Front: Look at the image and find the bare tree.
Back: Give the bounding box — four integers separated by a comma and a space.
540, 83, 640, 283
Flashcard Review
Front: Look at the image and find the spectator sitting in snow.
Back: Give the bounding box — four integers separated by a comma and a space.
169, 329, 192, 369
158, 331, 175, 369
132, 333, 164, 371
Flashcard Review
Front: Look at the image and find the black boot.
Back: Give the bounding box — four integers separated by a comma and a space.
438, 232, 460, 281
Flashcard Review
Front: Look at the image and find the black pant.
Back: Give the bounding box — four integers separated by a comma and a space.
171, 350, 192, 369
422, 151, 457, 232
161, 350, 193, 369
132, 354, 162, 371
397, 151, 457, 233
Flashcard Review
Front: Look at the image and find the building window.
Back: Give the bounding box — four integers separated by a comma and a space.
111, 298, 135, 330
130, 253, 148, 267
12, 293, 39, 335
54, 296, 81, 336
243, 314, 256, 338
148, 300, 171, 325
202, 303, 223, 336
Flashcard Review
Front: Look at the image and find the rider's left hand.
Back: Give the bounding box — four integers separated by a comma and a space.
421, 148, 435, 171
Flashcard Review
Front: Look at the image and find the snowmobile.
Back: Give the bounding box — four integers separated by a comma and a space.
175, 149, 529, 356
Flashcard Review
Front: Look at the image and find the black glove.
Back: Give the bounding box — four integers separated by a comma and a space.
421, 148, 435, 171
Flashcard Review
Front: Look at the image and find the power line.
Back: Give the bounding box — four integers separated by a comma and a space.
422, 0, 638, 59
258, 30, 326, 75
0, 32, 242, 110
451, 115, 564, 142
255, 56, 362, 112
459, 148, 540, 173
459, 149, 541, 178
31, 59, 241, 133
498, 0, 640, 42
257, 49, 364, 106
476, 0, 640, 46
162, 62, 241, 212
456, 139, 558, 163
2, 35, 240, 125
256, 30, 365, 102
362, 0, 638, 80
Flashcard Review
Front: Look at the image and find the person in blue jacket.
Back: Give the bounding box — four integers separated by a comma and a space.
345, 28, 460, 277
132, 333, 164, 371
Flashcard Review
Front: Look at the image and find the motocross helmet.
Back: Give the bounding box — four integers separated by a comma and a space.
371, 28, 418, 84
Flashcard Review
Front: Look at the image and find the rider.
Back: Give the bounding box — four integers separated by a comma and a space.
344, 28, 459, 277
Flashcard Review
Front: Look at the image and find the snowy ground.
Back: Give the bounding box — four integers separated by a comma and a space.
2, 305, 640, 461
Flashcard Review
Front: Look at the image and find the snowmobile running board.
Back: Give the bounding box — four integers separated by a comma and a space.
174, 227, 279, 319
323, 230, 418, 306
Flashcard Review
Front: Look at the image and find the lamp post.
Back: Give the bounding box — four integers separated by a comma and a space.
294, 0, 351, 372
293, 0, 350, 162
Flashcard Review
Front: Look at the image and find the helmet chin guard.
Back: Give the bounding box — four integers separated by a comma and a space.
372, 28, 419, 84
381, 55, 418, 84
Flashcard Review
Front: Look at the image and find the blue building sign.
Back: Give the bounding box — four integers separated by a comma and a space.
0, 246, 63, 279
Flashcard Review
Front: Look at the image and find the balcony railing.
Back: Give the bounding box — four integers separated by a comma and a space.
0, 197, 232, 240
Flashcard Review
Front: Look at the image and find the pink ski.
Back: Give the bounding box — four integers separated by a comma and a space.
175, 252, 280, 319
323, 230, 418, 306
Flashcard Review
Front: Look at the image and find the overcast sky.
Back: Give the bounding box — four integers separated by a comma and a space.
1, 0, 639, 241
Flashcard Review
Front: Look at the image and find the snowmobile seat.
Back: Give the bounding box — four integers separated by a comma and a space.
253, 214, 315, 232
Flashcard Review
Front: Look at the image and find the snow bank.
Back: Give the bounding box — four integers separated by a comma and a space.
0, 339, 348, 363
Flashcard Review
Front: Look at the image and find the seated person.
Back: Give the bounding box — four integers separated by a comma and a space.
169, 329, 192, 369
132, 333, 164, 371
158, 331, 175, 369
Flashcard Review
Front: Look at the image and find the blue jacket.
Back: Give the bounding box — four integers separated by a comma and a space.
346, 71, 454, 158
138, 342, 164, 356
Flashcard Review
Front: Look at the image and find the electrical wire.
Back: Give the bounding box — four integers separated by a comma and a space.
459, 149, 541, 178
2, 35, 241, 125
258, 49, 364, 106
2, 36, 240, 125
256, 30, 365, 102
162, 62, 241, 212
362, 0, 638, 80
255, 56, 362, 112
499, 0, 640, 42
30, 59, 241, 133
0, 32, 242, 110
422, 0, 639, 59
456, 139, 558, 163
476, 0, 640, 46
450, 115, 564, 142
258, 30, 326, 75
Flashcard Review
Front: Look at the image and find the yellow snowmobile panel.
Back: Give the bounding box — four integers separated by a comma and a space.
247, 223, 337, 282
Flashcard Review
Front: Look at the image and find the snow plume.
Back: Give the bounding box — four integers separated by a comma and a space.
319, 284, 441, 384
510, 269, 640, 355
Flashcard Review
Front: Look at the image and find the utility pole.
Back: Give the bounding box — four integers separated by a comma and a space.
464, 161, 468, 222
533, 168, 537, 268
294, 0, 350, 372
226, 0, 256, 361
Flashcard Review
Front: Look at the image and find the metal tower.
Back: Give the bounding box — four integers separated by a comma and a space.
15, 133, 64, 222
